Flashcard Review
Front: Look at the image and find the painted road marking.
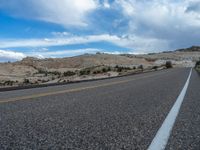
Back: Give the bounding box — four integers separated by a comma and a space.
0, 71, 169, 104
148, 68, 192, 150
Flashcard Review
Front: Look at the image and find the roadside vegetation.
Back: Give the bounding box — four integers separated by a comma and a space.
0, 64, 165, 87
165, 61, 173, 69
195, 60, 200, 72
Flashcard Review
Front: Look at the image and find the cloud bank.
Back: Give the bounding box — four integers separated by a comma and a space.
0, 0, 98, 27
0, 50, 26, 62
0, 34, 169, 53
115, 0, 200, 49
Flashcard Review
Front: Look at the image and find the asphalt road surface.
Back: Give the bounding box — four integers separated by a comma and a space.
0, 68, 199, 150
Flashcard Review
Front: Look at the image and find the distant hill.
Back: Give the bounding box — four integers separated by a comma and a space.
16, 53, 151, 71
0, 46, 200, 87
176, 46, 200, 52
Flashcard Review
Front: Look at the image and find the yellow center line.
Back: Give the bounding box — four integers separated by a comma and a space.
0, 72, 167, 104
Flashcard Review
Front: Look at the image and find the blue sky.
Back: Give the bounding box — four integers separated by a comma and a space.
0, 0, 200, 62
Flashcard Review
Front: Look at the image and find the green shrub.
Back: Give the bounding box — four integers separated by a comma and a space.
152, 66, 158, 70
38, 69, 47, 74
23, 79, 30, 84
80, 69, 91, 76
115, 66, 132, 72
50, 71, 61, 76
125, 67, 132, 70
195, 60, 200, 68
115, 65, 119, 69
117, 67, 123, 72
97, 70, 101, 74
93, 71, 97, 74
165, 61, 173, 68
42, 80, 47, 83
195, 60, 200, 72
87, 70, 91, 74
80, 70, 85, 75
138, 65, 144, 71
3, 81, 14, 86
63, 71, 76, 76
102, 68, 107, 73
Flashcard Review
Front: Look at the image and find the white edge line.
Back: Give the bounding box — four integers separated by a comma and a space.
148, 68, 193, 150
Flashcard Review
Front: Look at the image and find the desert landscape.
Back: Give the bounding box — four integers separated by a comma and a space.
0, 46, 199, 88
2, 1, 200, 149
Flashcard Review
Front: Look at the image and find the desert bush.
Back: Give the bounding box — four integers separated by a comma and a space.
63, 71, 76, 76
115, 65, 119, 69
23, 79, 30, 84
115, 66, 132, 72
41, 80, 47, 83
80, 69, 90, 76
195, 60, 200, 72
93, 71, 97, 74
96, 52, 101, 55
102, 68, 108, 73
97, 70, 101, 74
117, 67, 123, 72
152, 66, 158, 70
165, 61, 173, 68
3, 81, 14, 86
49, 71, 61, 76
195, 60, 200, 68
38, 69, 48, 76
138, 65, 144, 71
124, 67, 132, 70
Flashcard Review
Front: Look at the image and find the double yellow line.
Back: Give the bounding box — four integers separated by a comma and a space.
0, 72, 167, 104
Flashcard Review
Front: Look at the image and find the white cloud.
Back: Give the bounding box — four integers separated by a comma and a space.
0, 0, 98, 27
0, 35, 118, 48
0, 50, 26, 61
103, 0, 110, 8
28, 48, 101, 58
114, 0, 200, 50
51, 32, 72, 37
0, 48, 103, 62
0, 34, 169, 53
2, 0, 200, 52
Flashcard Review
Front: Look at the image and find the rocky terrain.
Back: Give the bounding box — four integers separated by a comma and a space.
0, 46, 199, 87
123, 46, 200, 67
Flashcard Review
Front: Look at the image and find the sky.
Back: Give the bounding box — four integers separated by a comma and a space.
0, 0, 200, 62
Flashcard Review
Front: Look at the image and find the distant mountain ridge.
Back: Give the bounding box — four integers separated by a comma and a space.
0, 46, 199, 87
176, 46, 200, 52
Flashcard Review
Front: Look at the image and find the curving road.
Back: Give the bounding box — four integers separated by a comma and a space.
0, 68, 199, 149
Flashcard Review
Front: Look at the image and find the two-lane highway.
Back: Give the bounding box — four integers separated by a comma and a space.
0, 68, 199, 149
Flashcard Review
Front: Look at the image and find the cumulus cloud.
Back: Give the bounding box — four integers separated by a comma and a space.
0, 50, 26, 62
0, 0, 98, 27
103, 0, 110, 8
114, 0, 200, 50
186, 0, 200, 13
1, 0, 200, 53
